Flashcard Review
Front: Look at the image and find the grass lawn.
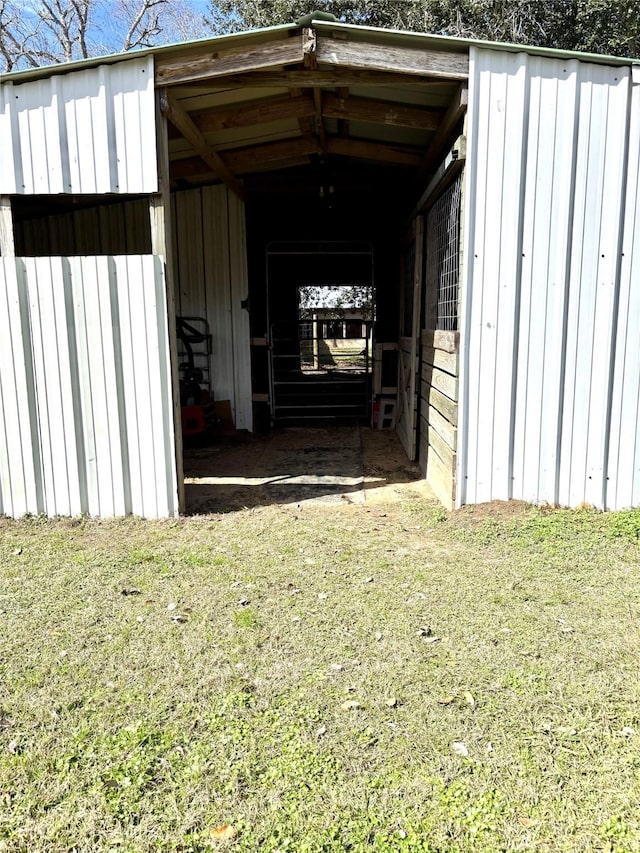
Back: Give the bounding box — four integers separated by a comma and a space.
1, 495, 640, 852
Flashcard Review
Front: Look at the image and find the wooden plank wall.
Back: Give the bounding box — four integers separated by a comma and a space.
419, 329, 459, 509
396, 337, 416, 457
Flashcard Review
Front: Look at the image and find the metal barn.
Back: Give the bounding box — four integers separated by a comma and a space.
0, 19, 639, 517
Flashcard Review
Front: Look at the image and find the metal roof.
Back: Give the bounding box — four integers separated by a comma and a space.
1, 18, 637, 87
2, 17, 637, 203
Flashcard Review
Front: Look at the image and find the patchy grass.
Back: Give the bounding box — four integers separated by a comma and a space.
1, 500, 640, 852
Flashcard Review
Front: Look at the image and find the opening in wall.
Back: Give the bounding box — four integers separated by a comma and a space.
11, 194, 152, 256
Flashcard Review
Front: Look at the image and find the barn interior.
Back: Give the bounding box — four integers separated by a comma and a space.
9, 20, 467, 508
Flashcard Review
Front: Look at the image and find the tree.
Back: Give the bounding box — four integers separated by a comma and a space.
208, 0, 640, 58
2, 0, 638, 72
0, 0, 211, 72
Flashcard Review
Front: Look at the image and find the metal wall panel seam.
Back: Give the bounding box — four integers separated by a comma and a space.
115, 254, 144, 514
228, 190, 253, 431
455, 46, 480, 507
107, 255, 133, 514
152, 253, 179, 517
550, 62, 582, 507
506, 55, 531, 502
602, 69, 634, 509
122, 253, 160, 516
606, 80, 640, 509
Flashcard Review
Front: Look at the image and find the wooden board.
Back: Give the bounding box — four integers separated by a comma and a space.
421, 329, 460, 353
422, 346, 458, 376
425, 443, 456, 510
422, 364, 457, 401
421, 383, 458, 426
155, 35, 304, 86
423, 419, 455, 470
425, 403, 457, 451
316, 36, 469, 80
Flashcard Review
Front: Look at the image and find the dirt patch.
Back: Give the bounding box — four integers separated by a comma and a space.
183, 426, 438, 513
449, 499, 534, 527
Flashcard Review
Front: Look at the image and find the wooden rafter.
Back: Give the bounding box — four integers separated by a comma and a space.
326, 137, 423, 167
155, 33, 304, 86
182, 70, 462, 87
315, 36, 469, 79
222, 137, 321, 173
322, 94, 442, 130
172, 137, 321, 176
170, 132, 425, 180
194, 94, 314, 133
161, 91, 246, 200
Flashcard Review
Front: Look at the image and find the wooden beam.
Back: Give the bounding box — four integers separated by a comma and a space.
161, 91, 246, 200
322, 93, 442, 130
153, 97, 184, 514
191, 70, 461, 87
316, 36, 469, 80
336, 87, 349, 137
0, 197, 15, 257
326, 137, 423, 167
289, 86, 315, 138
302, 27, 327, 154
313, 88, 327, 153
223, 137, 321, 173
194, 94, 314, 133
155, 34, 304, 86
419, 83, 468, 175
408, 214, 424, 461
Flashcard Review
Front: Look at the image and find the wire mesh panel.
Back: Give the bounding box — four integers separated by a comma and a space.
427, 173, 462, 331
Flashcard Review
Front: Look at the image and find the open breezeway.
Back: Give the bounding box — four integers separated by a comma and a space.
184, 426, 429, 513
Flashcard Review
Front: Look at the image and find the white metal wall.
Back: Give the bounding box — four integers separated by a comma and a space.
0, 256, 178, 518
172, 185, 253, 430
459, 48, 640, 510
0, 57, 157, 195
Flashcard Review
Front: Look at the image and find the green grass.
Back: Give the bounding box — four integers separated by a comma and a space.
1, 501, 640, 852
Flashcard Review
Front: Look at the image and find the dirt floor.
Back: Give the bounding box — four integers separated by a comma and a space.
183, 425, 437, 514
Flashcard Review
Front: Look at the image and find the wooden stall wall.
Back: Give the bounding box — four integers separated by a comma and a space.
417, 170, 463, 509
419, 330, 458, 509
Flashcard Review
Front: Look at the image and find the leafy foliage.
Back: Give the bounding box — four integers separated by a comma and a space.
2, 0, 638, 72
209, 0, 640, 57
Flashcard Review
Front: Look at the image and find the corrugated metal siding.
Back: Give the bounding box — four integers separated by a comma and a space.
0, 255, 178, 518
459, 48, 640, 510
0, 57, 157, 195
607, 78, 640, 509
174, 185, 253, 430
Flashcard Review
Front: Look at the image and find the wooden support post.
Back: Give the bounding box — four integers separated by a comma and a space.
0, 197, 15, 257
153, 97, 185, 515
408, 214, 425, 461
